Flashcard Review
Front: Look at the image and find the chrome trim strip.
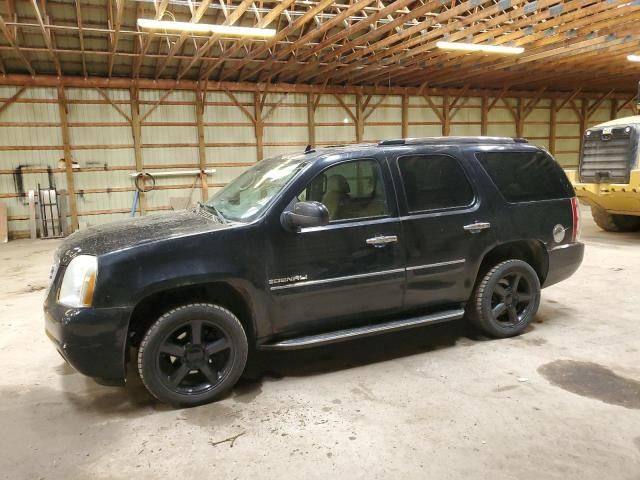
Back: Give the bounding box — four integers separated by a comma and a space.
270, 267, 405, 291
406, 259, 465, 271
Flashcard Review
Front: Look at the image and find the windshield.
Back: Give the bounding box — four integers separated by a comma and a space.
206, 154, 309, 222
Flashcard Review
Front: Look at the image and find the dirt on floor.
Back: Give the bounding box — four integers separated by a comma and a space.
0, 208, 639, 480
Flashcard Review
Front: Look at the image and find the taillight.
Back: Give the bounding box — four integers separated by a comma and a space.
571, 197, 581, 242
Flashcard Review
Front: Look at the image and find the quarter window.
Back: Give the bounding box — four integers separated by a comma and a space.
398, 154, 474, 212
298, 159, 388, 221
476, 151, 571, 202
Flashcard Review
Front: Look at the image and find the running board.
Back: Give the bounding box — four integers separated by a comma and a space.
259, 309, 465, 351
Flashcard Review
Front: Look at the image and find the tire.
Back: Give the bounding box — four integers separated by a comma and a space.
591, 206, 640, 232
138, 303, 248, 407
467, 260, 541, 338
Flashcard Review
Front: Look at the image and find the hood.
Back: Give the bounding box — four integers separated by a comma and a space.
56, 211, 229, 263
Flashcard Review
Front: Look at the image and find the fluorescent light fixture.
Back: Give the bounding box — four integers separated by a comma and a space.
627, 54, 640, 62
137, 18, 276, 38
436, 41, 524, 54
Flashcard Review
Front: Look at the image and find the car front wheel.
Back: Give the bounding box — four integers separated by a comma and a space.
467, 259, 541, 338
137, 303, 248, 407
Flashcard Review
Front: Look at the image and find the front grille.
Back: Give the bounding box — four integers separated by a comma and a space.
579, 126, 635, 183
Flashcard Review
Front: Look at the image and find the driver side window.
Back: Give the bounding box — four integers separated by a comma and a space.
298, 159, 389, 221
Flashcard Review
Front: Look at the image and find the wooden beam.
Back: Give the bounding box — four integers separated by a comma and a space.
107, 0, 124, 77
56, 86, 79, 231
130, 87, 147, 215
254, 91, 264, 161
0, 86, 26, 116
442, 95, 450, 136
155, 0, 214, 78
401, 94, 408, 138
549, 98, 557, 155
355, 94, 364, 143
94, 88, 132, 123
30, 0, 61, 76
556, 89, 582, 112
195, 86, 208, 201
307, 93, 316, 147
139, 89, 174, 123
74, 0, 87, 77
198, 0, 296, 81
587, 89, 615, 120
133, 0, 169, 78
0, 74, 635, 99
480, 95, 488, 136
172, 0, 254, 80
0, 15, 34, 75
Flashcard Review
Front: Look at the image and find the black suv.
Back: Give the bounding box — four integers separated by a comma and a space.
44, 137, 584, 406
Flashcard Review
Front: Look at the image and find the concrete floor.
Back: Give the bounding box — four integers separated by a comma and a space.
1, 208, 639, 480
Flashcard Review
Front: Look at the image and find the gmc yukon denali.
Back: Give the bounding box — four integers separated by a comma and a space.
44, 137, 584, 406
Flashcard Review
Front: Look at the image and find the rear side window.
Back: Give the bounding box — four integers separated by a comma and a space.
476, 151, 571, 202
398, 154, 474, 212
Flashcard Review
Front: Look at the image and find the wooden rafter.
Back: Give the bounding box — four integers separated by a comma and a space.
107, 0, 125, 77
30, 0, 61, 76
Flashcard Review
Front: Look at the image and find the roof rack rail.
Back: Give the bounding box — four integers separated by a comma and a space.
378, 137, 528, 146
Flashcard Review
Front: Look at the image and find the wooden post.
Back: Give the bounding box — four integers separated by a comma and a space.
401, 94, 408, 138
195, 87, 208, 201
0, 201, 7, 243
516, 98, 525, 138
307, 92, 316, 147
56, 85, 79, 232
254, 92, 264, 161
442, 95, 450, 136
355, 93, 364, 143
480, 95, 488, 136
130, 87, 146, 214
549, 98, 557, 155
578, 98, 588, 155
610, 99, 618, 120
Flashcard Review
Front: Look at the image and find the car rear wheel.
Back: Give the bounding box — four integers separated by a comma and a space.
467, 260, 541, 338
138, 303, 248, 407
591, 206, 640, 232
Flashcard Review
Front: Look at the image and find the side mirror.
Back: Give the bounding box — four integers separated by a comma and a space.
281, 201, 330, 231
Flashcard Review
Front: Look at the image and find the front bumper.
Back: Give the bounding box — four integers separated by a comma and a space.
543, 242, 584, 288
44, 300, 131, 385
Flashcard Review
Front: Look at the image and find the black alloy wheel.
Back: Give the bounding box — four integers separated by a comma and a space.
138, 303, 248, 406
467, 259, 541, 338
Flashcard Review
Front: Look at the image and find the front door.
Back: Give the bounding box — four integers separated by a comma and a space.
389, 150, 496, 311
266, 157, 405, 337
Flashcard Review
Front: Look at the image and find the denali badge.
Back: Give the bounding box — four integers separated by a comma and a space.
269, 275, 308, 286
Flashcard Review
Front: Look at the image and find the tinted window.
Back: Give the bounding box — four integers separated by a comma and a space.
398, 154, 474, 212
298, 159, 388, 221
477, 151, 571, 202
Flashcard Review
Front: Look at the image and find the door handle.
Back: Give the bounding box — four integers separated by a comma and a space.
463, 222, 491, 234
366, 235, 398, 247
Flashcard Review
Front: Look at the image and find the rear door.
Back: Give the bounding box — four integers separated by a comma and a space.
389, 148, 496, 311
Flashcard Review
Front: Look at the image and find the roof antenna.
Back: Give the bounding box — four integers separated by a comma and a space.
305, 144, 312, 153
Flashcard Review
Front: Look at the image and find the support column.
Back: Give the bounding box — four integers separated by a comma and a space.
516, 98, 525, 138
401, 94, 408, 138
56, 85, 79, 231
481, 95, 488, 136
130, 87, 147, 215
610, 99, 618, 121
195, 87, 208, 201
254, 92, 264, 161
307, 92, 316, 147
355, 93, 364, 143
549, 98, 557, 155
442, 95, 450, 136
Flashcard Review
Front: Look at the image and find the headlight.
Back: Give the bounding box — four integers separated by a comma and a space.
58, 255, 98, 307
